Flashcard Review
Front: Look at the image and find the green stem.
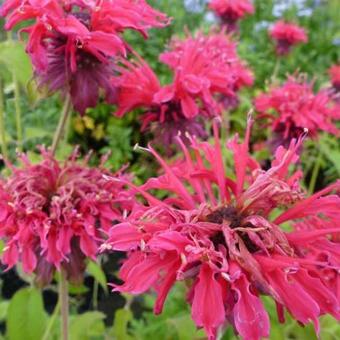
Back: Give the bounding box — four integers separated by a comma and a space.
308, 151, 322, 195
13, 74, 23, 152
272, 58, 281, 83
51, 94, 72, 156
41, 300, 61, 340
0, 79, 8, 160
92, 279, 99, 310
59, 268, 69, 340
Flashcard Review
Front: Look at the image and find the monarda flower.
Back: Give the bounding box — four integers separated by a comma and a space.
208, 0, 254, 32
329, 64, 340, 93
103, 118, 340, 340
0, 149, 132, 286
269, 21, 308, 56
0, 0, 169, 114
255, 76, 340, 149
160, 31, 254, 110
114, 32, 253, 146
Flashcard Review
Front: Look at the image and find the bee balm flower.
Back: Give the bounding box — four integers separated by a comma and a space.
0, 0, 169, 114
0, 149, 132, 286
269, 21, 308, 55
103, 118, 340, 340
114, 31, 253, 146
329, 64, 340, 93
255, 76, 340, 148
209, 0, 254, 32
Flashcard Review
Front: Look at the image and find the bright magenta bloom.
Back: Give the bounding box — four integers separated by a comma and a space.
208, 0, 254, 32
329, 64, 340, 92
255, 76, 340, 147
269, 21, 307, 55
0, 0, 169, 114
103, 118, 340, 339
114, 32, 253, 145
0, 149, 132, 286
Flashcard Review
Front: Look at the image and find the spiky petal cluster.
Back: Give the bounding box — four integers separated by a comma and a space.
255, 76, 340, 147
103, 118, 340, 340
0, 149, 132, 286
160, 31, 254, 110
0, 0, 169, 114
269, 21, 307, 55
114, 32, 253, 146
208, 0, 254, 32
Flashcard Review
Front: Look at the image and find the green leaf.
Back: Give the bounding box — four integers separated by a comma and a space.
0, 301, 9, 322
112, 308, 133, 340
0, 41, 32, 87
7, 287, 47, 340
319, 137, 340, 176
0, 240, 4, 256
86, 260, 108, 293
169, 315, 202, 340
70, 311, 106, 340
25, 126, 51, 140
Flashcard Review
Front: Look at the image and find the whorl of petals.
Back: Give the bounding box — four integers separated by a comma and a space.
103, 118, 340, 340
0, 149, 132, 286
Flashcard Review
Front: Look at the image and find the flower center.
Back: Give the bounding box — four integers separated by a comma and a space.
207, 206, 259, 253
206, 206, 242, 228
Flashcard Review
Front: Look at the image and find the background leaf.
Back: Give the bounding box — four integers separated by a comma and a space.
6, 287, 47, 340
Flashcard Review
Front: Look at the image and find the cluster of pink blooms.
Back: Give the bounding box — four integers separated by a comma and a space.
0, 149, 132, 286
0, 0, 169, 114
114, 31, 253, 146
103, 118, 340, 339
255, 76, 340, 148
269, 21, 308, 55
208, 0, 254, 32
0, 1, 339, 340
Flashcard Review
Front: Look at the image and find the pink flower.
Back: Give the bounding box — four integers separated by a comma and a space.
160, 31, 254, 110
269, 21, 308, 55
209, 0, 254, 32
114, 31, 253, 146
255, 76, 340, 148
0, 0, 169, 114
329, 64, 340, 92
0, 149, 132, 286
103, 117, 340, 339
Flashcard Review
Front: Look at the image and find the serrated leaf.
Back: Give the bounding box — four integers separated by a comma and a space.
6, 287, 47, 340
112, 308, 133, 340
86, 261, 108, 293
70, 311, 106, 340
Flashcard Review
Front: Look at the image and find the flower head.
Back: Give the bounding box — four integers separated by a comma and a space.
103, 117, 340, 340
0, 0, 169, 114
114, 31, 253, 146
209, 0, 254, 32
269, 21, 308, 55
0, 149, 132, 286
329, 64, 340, 92
255, 76, 340, 148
